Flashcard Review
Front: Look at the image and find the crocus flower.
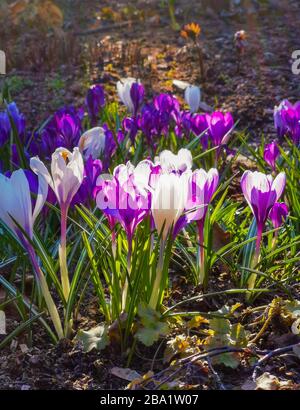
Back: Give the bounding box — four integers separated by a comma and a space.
6, 102, 26, 137
117, 78, 144, 115
154, 93, 180, 115
0, 169, 63, 339
130, 82, 145, 115
0, 169, 47, 245
122, 117, 139, 143
206, 111, 234, 160
269, 202, 289, 229
55, 113, 81, 149
206, 111, 234, 146
184, 85, 201, 114
274, 100, 300, 144
241, 171, 286, 264
149, 171, 190, 309
86, 84, 105, 124
101, 124, 124, 171
30, 147, 84, 299
38, 106, 83, 159
151, 172, 190, 240
174, 168, 219, 285
0, 111, 11, 146
96, 161, 151, 310
72, 157, 103, 207
96, 161, 151, 242
263, 141, 280, 171
154, 148, 193, 174
79, 127, 106, 160
30, 147, 84, 209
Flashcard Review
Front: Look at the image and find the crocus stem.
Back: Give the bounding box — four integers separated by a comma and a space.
111, 229, 117, 259
121, 237, 132, 311
197, 219, 206, 286
28, 245, 64, 340
272, 232, 278, 250
149, 238, 166, 310
59, 204, 70, 300
247, 224, 263, 292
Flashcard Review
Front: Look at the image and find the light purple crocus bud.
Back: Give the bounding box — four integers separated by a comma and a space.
269, 202, 288, 229
241, 171, 286, 252
184, 85, 201, 114
263, 141, 280, 171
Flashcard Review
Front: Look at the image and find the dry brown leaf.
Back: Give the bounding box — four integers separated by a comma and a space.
110, 367, 141, 382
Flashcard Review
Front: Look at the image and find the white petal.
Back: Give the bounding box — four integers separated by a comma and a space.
272, 172, 286, 201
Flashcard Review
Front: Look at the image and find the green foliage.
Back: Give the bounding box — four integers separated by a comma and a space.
136, 304, 169, 347
76, 324, 109, 352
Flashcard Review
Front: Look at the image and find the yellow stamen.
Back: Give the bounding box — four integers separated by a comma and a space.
61, 151, 69, 162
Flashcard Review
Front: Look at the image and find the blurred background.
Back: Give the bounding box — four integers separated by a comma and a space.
0, 0, 299, 140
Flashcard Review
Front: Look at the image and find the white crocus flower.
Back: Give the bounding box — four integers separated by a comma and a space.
184, 85, 201, 113
30, 147, 84, 208
30, 147, 84, 300
0, 169, 64, 339
79, 127, 106, 160
0, 169, 47, 242
116, 77, 137, 113
151, 172, 190, 239
155, 148, 193, 174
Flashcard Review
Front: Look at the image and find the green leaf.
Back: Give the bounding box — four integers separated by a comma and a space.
136, 304, 169, 347
209, 317, 231, 335
76, 323, 109, 352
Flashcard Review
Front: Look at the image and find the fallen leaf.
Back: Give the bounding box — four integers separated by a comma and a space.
110, 367, 141, 382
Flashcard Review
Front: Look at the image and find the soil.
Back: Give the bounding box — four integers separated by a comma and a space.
0, 0, 300, 390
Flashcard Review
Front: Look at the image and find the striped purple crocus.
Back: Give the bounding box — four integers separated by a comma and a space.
241, 171, 286, 261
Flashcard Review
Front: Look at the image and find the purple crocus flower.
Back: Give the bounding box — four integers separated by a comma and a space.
154, 93, 180, 115
174, 168, 219, 285
130, 82, 145, 115
206, 111, 234, 147
38, 106, 82, 159
122, 117, 139, 143
55, 113, 81, 148
86, 84, 105, 125
6, 102, 26, 137
72, 157, 103, 207
190, 114, 209, 149
264, 141, 280, 171
274, 100, 300, 144
241, 171, 286, 258
0, 111, 11, 146
95, 162, 151, 243
100, 124, 124, 171
269, 202, 289, 229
